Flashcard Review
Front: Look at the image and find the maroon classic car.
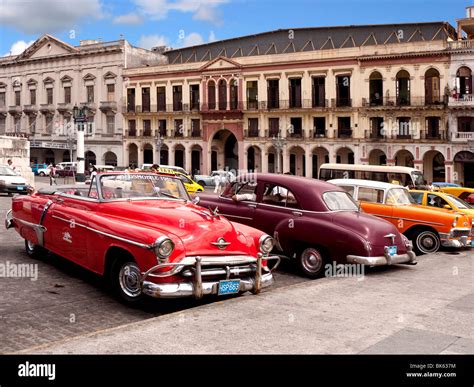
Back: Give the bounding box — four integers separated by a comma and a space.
198, 173, 417, 278
5, 172, 277, 303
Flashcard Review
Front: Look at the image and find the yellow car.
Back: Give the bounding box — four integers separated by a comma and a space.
157, 167, 204, 194
438, 187, 474, 205
409, 189, 474, 221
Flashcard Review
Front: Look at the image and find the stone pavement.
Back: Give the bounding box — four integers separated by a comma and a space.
17, 249, 474, 354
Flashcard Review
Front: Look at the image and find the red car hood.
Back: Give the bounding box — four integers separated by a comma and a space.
99, 200, 254, 256
332, 211, 406, 250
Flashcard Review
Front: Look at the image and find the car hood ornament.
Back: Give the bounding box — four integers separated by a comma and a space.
211, 237, 231, 250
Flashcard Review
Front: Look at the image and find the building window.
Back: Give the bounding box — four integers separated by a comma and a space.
426, 117, 440, 139
157, 87, 166, 111
312, 77, 326, 107
45, 115, 53, 134
0, 92, 5, 107
28, 116, 36, 134
337, 117, 352, 138
248, 118, 259, 137
14, 116, 21, 133
0, 116, 5, 134
425, 69, 441, 105
230, 79, 238, 110
158, 119, 167, 137
336, 75, 351, 107
174, 119, 183, 136
269, 117, 280, 137
370, 117, 384, 138
128, 119, 136, 136
207, 81, 216, 110
267, 79, 279, 109
218, 79, 227, 110
191, 119, 200, 137
172, 85, 182, 111
107, 84, 115, 102
64, 87, 71, 104
15, 90, 21, 106
369, 72, 383, 106
246, 81, 258, 109
30, 89, 36, 105
127, 88, 135, 112
46, 88, 53, 105
106, 114, 115, 135
397, 117, 411, 138
289, 117, 303, 137
86, 85, 94, 103
190, 85, 200, 110
456, 66, 472, 98
457, 116, 474, 133
289, 78, 302, 108
313, 117, 326, 137
86, 121, 93, 136
143, 119, 151, 136
396, 70, 410, 106
142, 87, 150, 112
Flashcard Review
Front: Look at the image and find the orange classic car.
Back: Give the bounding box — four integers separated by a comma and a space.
329, 179, 473, 255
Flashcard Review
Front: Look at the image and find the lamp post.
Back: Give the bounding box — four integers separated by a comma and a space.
66, 130, 75, 183
271, 130, 286, 174
72, 105, 89, 182
155, 132, 164, 165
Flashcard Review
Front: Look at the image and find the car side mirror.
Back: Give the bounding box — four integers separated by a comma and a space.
443, 204, 451, 209
192, 196, 200, 205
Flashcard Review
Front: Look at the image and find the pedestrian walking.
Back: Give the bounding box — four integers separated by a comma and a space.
213, 173, 221, 193
7, 159, 15, 171
50, 164, 57, 186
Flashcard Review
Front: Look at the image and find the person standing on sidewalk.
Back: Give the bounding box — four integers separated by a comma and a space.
50, 164, 57, 186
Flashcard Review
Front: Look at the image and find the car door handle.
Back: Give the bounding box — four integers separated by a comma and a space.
292, 211, 303, 216
55, 198, 64, 203
248, 203, 257, 208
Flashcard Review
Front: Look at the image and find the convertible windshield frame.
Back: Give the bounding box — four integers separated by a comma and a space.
97, 173, 191, 202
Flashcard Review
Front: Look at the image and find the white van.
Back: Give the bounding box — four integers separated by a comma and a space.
56, 161, 77, 170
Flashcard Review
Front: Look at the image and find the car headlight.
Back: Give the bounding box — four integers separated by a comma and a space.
153, 236, 174, 262
259, 235, 274, 254
452, 216, 458, 228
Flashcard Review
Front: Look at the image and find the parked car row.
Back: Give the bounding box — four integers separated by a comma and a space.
5, 170, 472, 307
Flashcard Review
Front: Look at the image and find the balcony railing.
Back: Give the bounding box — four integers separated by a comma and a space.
449, 94, 474, 105
245, 129, 260, 137
99, 101, 117, 112
448, 40, 474, 50
23, 105, 38, 115
451, 131, 474, 142
337, 129, 353, 138
8, 105, 22, 115
331, 98, 352, 108
191, 129, 201, 137
39, 104, 55, 114
312, 129, 327, 138
364, 130, 385, 140
421, 130, 446, 140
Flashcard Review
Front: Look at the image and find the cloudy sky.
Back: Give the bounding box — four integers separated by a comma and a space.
0, 0, 470, 56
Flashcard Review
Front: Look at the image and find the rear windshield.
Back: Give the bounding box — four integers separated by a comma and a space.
322, 191, 359, 211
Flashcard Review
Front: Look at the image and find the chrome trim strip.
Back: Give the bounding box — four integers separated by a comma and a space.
219, 213, 253, 220
14, 217, 47, 247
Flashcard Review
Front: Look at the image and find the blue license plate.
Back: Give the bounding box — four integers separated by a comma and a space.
218, 279, 241, 296
387, 246, 397, 257
16, 186, 24, 191
471, 239, 474, 247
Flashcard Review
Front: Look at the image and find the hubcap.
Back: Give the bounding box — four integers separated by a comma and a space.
301, 248, 323, 273
118, 263, 142, 298
418, 232, 438, 253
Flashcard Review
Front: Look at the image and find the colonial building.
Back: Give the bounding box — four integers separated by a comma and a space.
122, 15, 474, 186
0, 35, 165, 167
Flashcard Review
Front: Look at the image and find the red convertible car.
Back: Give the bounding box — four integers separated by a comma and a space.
198, 173, 417, 278
5, 172, 277, 303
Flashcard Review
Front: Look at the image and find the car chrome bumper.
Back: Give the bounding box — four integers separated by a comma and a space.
347, 247, 417, 266
141, 254, 278, 299
439, 233, 471, 248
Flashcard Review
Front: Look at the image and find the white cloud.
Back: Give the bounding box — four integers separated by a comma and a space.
4, 40, 35, 56
208, 31, 217, 42
138, 34, 169, 50
175, 31, 218, 48
0, 0, 103, 34
135, 0, 228, 25
113, 12, 143, 25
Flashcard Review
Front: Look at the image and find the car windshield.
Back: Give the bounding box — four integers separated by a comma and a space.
99, 173, 190, 201
411, 171, 425, 187
0, 166, 17, 176
323, 191, 359, 211
386, 188, 415, 205
446, 194, 471, 209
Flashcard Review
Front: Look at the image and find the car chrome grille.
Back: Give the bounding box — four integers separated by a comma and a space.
451, 229, 471, 238
181, 264, 256, 280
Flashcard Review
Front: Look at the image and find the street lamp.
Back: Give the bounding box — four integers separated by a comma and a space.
72, 105, 90, 182
271, 130, 286, 174
155, 132, 164, 165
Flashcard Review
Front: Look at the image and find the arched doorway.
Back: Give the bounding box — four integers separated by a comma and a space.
104, 151, 117, 166
369, 71, 383, 106
312, 146, 329, 178
143, 143, 153, 164
454, 151, 474, 187
368, 149, 387, 165
247, 145, 262, 172
423, 150, 445, 183
456, 66, 472, 98
160, 144, 169, 165
128, 143, 138, 168
45, 149, 55, 165
336, 147, 354, 164
289, 146, 305, 176
267, 146, 276, 173
85, 151, 96, 167
63, 150, 71, 162
394, 149, 414, 167
174, 144, 185, 168
425, 68, 441, 104
211, 129, 238, 171
191, 145, 202, 175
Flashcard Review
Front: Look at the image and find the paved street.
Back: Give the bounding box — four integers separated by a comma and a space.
0, 178, 472, 354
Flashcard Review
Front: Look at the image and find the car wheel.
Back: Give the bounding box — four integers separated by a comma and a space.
413, 230, 440, 255
196, 188, 203, 192
298, 247, 326, 279
39, 172, 45, 177
112, 259, 144, 303
25, 239, 46, 259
